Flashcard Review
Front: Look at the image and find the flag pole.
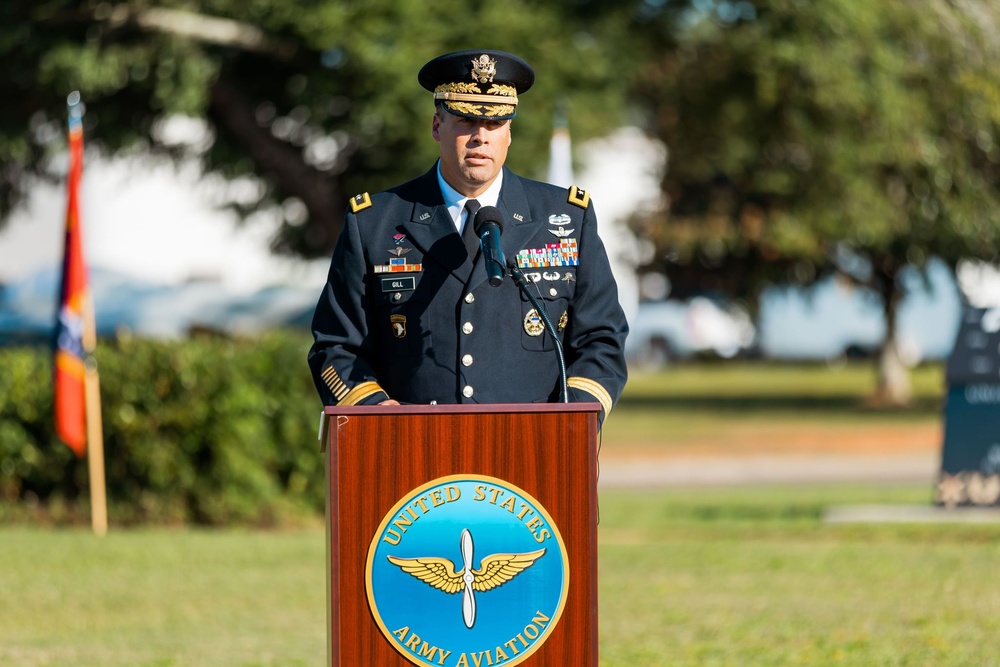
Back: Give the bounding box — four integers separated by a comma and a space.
546, 104, 575, 188
83, 299, 107, 536
68, 92, 108, 536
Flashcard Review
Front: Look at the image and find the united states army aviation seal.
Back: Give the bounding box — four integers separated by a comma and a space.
365, 475, 569, 666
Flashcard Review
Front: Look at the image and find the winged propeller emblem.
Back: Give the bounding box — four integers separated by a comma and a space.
386, 528, 546, 629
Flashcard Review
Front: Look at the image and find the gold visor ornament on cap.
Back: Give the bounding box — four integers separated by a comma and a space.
471, 54, 497, 83
418, 49, 535, 122
432, 82, 518, 117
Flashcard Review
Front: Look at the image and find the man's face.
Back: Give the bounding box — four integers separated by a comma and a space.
432, 110, 512, 197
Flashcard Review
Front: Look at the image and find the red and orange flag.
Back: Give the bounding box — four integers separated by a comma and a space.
54, 97, 90, 457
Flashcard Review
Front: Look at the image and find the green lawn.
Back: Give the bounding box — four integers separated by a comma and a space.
3, 483, 998, 666
602, 362, 944, 450
3, 361, 982, 665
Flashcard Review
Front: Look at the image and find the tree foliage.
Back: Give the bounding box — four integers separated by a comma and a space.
0, 331, 322, 525
628, 0, 1000, 401
0, 0, 630, 256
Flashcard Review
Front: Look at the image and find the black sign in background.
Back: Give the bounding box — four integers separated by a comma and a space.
941, 386, 1000, 474
938, 307, 1000, 507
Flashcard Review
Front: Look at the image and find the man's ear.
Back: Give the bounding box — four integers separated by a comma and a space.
431, 112, 441, 141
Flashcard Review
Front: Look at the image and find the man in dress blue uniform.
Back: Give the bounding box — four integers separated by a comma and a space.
308, 49, 628, 424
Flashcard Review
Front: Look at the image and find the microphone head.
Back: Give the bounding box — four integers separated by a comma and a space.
473, 206, 504, 236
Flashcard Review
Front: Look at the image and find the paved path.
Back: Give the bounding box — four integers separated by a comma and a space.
597, 452, 940, 488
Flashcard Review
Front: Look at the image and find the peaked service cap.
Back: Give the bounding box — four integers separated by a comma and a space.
418, 49, 534, 121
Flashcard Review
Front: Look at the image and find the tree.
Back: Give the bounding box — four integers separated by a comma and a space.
0, 0, 630, 257
628, 0, 1000, 403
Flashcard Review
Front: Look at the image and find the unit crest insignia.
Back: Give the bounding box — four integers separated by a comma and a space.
390, 315, 407, 338
524, 309, 545, 337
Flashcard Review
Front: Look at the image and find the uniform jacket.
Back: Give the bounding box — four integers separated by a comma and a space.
308, 164, 628, 422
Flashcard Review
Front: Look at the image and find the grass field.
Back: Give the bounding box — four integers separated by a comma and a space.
601, 362, 944, 457
2, 483, 998, 666
4, 361, 995, 666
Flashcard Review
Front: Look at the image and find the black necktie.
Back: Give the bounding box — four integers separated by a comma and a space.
462, 199, 481, 259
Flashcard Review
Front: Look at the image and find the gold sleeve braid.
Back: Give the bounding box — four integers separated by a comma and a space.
322, 367, 386, 406
339, 381, 386, 406
567, 377, 613, 417
321, 366, 349, 403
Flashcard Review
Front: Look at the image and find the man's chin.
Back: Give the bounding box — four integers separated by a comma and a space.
460, 167, 495, 184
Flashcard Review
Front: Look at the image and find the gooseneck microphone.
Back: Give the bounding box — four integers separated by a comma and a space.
507, 259, 569, 403
473, 206, 506, 287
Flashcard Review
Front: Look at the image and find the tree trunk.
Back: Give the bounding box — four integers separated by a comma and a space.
871, 258, 912, 406
875, 336, 912, 405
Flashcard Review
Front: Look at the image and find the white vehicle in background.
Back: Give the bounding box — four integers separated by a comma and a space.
625, 295, 757, 369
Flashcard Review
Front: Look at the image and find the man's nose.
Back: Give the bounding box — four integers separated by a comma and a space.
469, 124, 489, 143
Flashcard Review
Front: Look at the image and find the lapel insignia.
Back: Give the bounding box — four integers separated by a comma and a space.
558, 311, 568, 332
512, 212, 524, 222
390, 314, 407, 338
349, 192, 372, 213
388, 247, 411, 258
418, 212, 431, 221
548, 214, 571, 226
523, 309, 545, 337
548, 226, 575, 238
515, 239, 579, 269
567, 186, 590, 209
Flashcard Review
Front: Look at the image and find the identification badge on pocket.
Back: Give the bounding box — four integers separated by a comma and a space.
381, 277, 416, 292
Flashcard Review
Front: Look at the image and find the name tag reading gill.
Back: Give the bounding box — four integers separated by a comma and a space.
381, 277, 415, 292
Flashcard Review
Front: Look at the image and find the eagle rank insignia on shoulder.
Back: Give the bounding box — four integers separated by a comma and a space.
349, 192, 373, 213
567, 185, 590, 209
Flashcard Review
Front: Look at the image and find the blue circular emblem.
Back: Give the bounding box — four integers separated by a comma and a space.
366, 474, 569, 667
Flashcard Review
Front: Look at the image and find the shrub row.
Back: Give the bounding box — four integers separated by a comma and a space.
0, 330, 326, 526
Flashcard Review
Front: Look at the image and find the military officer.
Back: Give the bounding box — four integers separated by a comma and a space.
308, 49, 628, 424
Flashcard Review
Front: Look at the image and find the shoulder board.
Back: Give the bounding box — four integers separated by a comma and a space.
567, 185, 590, 209
349, 192, 372, 213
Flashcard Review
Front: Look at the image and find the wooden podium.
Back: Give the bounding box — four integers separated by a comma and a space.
323, 403, 601, 666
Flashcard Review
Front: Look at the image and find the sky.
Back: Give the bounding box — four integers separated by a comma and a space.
0, 153, 329, 295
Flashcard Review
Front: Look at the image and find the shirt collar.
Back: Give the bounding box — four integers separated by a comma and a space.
436, 162, 504, 229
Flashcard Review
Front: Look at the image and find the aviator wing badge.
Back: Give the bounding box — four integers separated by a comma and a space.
386, 528, 546, 629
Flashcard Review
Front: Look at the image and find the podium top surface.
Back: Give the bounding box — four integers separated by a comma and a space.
324, 402, 602, 416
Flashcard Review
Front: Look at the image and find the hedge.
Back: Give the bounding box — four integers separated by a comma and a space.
0, 330, 326, 526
